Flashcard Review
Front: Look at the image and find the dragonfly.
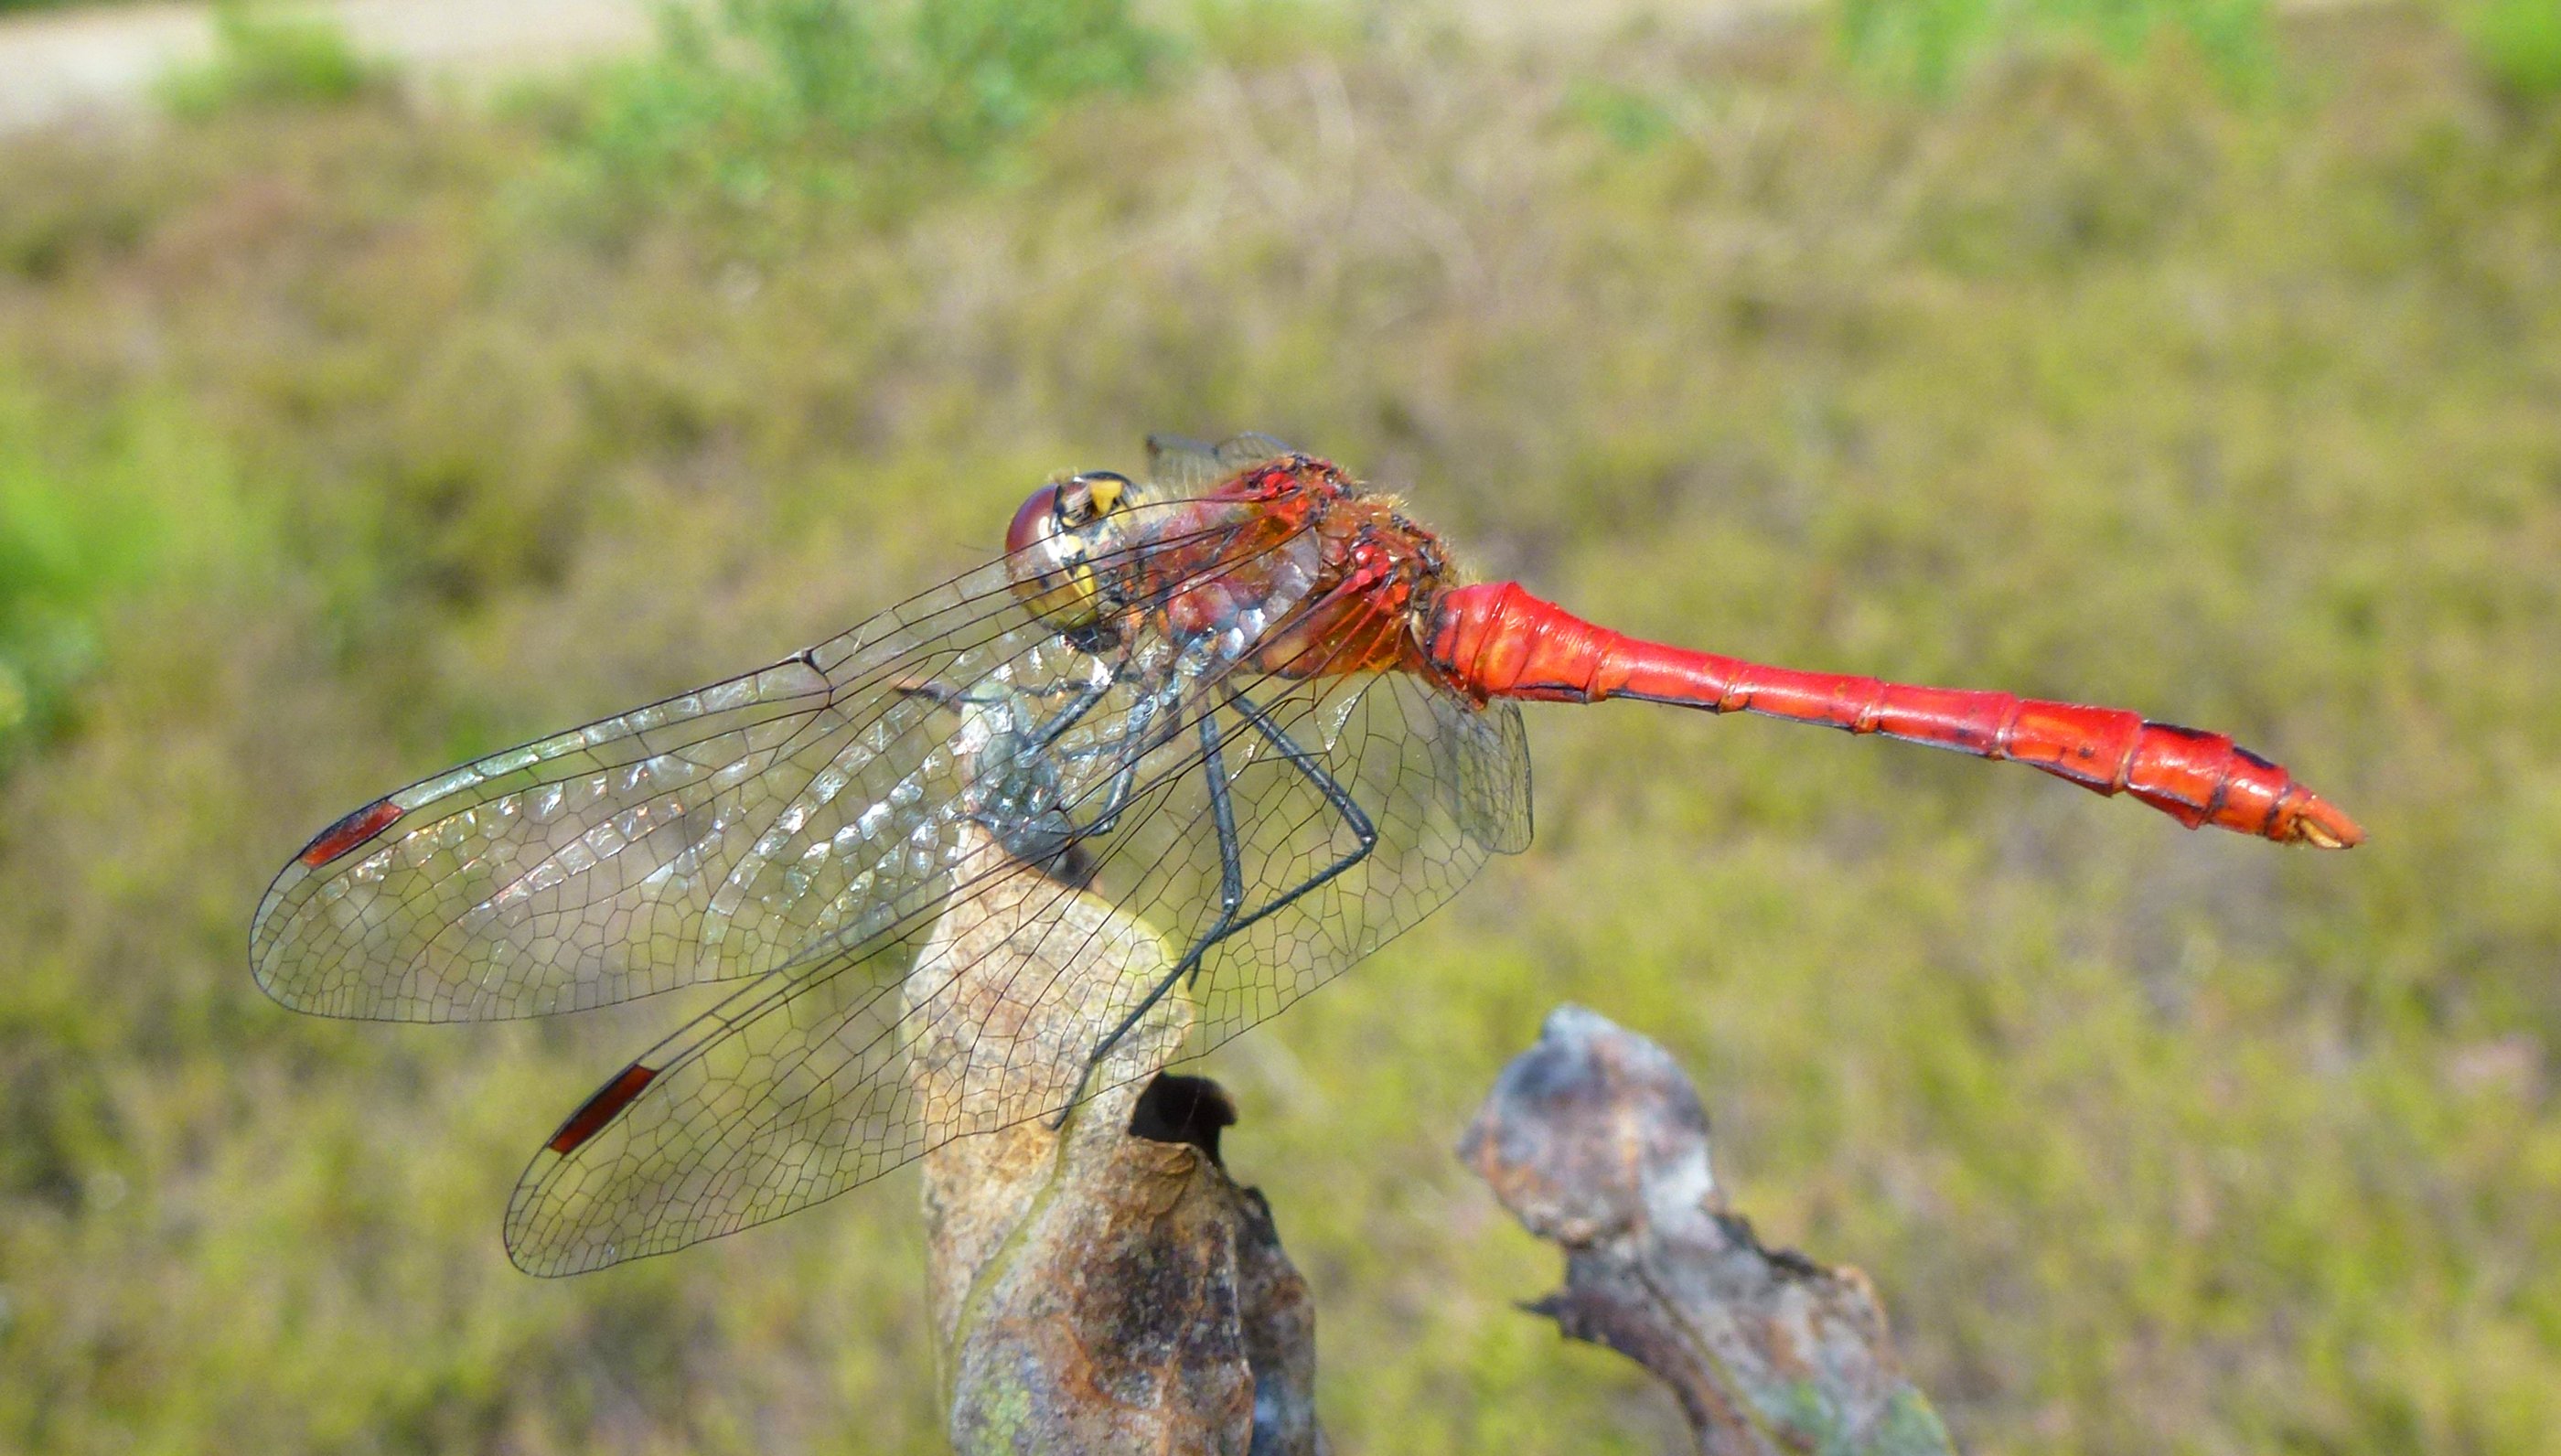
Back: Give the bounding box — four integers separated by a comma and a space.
251, 434, 2362, 1275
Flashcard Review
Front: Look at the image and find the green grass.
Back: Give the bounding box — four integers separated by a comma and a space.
2, 4, 2558, 1452
155, 5, 389, 118
2453, 0, 2561, 98
1836, 0, 2276, 97
544, 0, 1166, 219
0, 385, 255, 767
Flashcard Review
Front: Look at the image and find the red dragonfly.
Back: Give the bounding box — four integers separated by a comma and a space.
252, 434, 2360, 1274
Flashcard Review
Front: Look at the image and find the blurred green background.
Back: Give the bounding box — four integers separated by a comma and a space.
2, 0, 2556, 1450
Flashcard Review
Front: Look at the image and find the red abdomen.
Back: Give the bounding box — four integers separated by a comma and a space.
1426, 581, 2362, 849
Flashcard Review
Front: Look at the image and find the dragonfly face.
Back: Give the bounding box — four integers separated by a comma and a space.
1004, 469, 1143, 637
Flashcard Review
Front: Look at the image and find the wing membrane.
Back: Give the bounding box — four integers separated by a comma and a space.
250, 498, 1292, 1022
1142, 431, 1302, 496
501, 662, 1530, 1274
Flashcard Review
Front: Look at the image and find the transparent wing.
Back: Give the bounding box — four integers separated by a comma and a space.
501, 665, 1531, 1274
1143, 431, 1225, 492
249, 498, 1287, 1022
1143, 431, 1302, 496
1215, 431, 1302, 467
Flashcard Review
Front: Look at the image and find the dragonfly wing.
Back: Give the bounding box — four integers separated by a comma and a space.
251, 498, 1313, 1023
1143, 432, 1234, 496
1141, 431, 1302, 497
251, 562, 1067, 1022
503, 921, 935, 1275
498, 664, 1530, 1273
1215, 432, 1302, 467
503, 827, 1189, 1275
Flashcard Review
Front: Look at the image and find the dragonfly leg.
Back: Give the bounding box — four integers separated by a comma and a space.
1048, 710, 1248, 1128
1027, 672, 1115, 750
1045, 690, 1382, 1127
1073, 675, 1190, 838
1211, 690, 1378, 959
1077, 743, 1152, 838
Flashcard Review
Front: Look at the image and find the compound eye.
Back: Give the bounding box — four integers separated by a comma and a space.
1006, 482, 1065, 559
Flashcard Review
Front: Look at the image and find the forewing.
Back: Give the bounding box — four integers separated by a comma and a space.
250, 498, 1285, 1022
499, 662, 1531, 1273
251, 648, 860, 1022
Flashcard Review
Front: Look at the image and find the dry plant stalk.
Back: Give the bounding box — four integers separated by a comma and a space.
906, 822, 1325, 1455
1461, 1006, 1955, 1456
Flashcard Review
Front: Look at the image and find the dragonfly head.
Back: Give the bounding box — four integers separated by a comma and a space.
1007, 470, 1141, 634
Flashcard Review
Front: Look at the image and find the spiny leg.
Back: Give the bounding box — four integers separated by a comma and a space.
1047, 689, 1380, 1124
1064, 671, 1192, 838
1049, 709, 1248, 1127
1208, 690, 1378, 958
